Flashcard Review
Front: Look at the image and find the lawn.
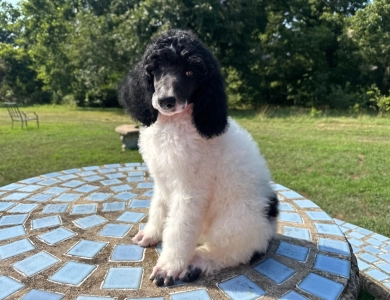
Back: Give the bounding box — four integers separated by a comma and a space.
0, 105, 388, 299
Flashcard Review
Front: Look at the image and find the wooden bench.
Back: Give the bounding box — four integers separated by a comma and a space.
5, 102, 39, 129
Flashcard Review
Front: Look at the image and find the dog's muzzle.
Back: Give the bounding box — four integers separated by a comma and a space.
158, 97, 176, 110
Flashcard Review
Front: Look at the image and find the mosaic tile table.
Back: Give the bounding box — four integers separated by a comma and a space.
0, 163, 361, 300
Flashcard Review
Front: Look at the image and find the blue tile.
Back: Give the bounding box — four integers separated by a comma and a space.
114, 192, 138, 201
42, 204, 69, 214
102, 202, 126, 212
340, 226, 350, 234
86, 193, 113, 202
111, 244, 144, 261
366, 269, 390, 281
83, 166, 100, 171
278, 203, 295, 211
359, 253, 379, 263
38, 227, 76, 245
341, 223, 357, 230
271, 183, 289, 191
218, 274, 266, 300
333, 219, 345, 225
142, 190, 154, 197
0, 213, 29, 226
58, 174, 77, 181
125, 298, 163, 300
366, 238, 383, 247
0, 275, 24, 299
98, 168, 117, 174
118, 167, 135, 172
28, 193, 53, 202
283, 226, 311, 241
45, 187, 69, 194
100, 179, 122, 186
13, 251, 60, 276
42, 172, 63, 178
105, 163, 121, 168
348, 231, 365, 239
385, 282, 390, 289
125, 162, 141, 167
32, 215, 62, 229
377, 262, 390, 274
279, 191, 304, 199
17, 185, 42, 192
61, 180, 85, 188
318, 238, 350, 256
38, 179, 61, 186
3, 192, 31, 200
379, 253, 390, 263
276, 241, 309, 262
84, 175, 104, 182
156, 242, 163, 256
298, 273, 343, 300
71, 204, 97, 215
106, 173, 125, 179
0, 202, 16, 211
9, 203, 38, 213
0, 239, 35, 260
357, 227, 372, 235
279, 291, 307, 300
352, 246, 360, 254
384, 245, 390, 252
111, 184, 132, 192
137, 166, 148, 171
49, 261, 97, 286
73, 215, 107, 229
127, 176, 144, 182
139, 223, 146, 230
63, 168, 82, 174
357, 259, 370, 271
314, 254, 350, 278
0, 225, 26, 241
21, 289, 64, 300
348, 238, 364, 247
19, 177, 41, 184
315, 223, 343, 236
293, 200, 319, 208
77, 296, 115, 300
254, 258, 296, 284
75, 185, 99, 193
363, 245, 381, 255
137, 182, 154, 189
67, 239, 107, 258
279, 212, 303, 223
102, 267, 143, 289
305, 211, 332, 221
371, 233, 389, 242
129, 200, 151, 209
98, 223, 132, 238
78, 171, 97, 177
171, 289, 211, 300
0, 183, 25, 191
54, 193, 81, 202
128, 171, 144, 177
117, 211, 145, 223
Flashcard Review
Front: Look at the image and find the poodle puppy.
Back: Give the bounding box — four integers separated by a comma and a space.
119, 29, 278, 286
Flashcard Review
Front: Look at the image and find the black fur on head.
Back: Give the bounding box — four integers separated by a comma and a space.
118, 29, 228, 139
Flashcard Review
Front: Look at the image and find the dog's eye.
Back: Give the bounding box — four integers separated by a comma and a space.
186, 70, 194, 77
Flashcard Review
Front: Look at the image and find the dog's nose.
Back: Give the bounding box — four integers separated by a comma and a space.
158, 97, 176, 110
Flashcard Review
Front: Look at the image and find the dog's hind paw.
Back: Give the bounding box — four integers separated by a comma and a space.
180, 265, 203, 282
132, 230, 159, 247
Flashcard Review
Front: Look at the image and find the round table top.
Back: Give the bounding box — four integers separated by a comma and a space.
0, 163, 358, 300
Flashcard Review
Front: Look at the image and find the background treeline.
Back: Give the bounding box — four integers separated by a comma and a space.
0, 0, 389, 112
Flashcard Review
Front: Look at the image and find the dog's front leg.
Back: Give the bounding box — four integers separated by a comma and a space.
150, 192, 207, 286
132, 184, 166, 247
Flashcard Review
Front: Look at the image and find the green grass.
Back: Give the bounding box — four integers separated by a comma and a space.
0, 105, 388, 299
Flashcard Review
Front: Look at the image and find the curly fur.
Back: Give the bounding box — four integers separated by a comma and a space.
119, 29, 278, 286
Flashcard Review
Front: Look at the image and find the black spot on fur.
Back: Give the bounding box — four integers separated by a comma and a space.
182, 265, 202, 282
118, 29, 228, 139
265, 193, 279, 219
249, 251, 265, 264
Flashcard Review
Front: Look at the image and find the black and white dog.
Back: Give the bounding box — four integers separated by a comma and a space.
119, 29, 278, 286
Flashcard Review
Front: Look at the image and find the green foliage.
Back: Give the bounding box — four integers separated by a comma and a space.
367, 85, 390, 116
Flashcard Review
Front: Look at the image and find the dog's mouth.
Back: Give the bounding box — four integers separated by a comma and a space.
152, 94, 189, 116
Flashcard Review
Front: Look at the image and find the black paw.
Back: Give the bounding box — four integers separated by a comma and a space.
181, 265, 202, 282
151, 272, 175, 286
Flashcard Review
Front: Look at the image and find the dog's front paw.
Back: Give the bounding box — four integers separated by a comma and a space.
149, 262, 184, 286
178, 252, 214, 282
132, 230, 159, 247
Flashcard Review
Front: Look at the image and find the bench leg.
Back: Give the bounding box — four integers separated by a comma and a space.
36, 119, 39, 128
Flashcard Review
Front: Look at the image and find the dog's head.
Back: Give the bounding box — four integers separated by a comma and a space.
119, 29, 228, 139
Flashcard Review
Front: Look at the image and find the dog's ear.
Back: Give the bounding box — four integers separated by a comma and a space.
192, 72, 228, 139
119, 62, 158, 126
